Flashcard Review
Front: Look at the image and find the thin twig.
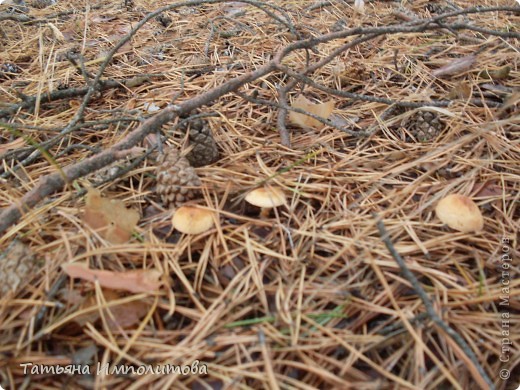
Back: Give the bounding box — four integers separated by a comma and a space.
33, 274, 67, 333
375, 216, 495, 390
0, 76, 151, 119
0, 60, 276, 234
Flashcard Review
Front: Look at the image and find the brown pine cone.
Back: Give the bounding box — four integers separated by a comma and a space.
155, 147, 201, 208
403, 110, 444, 142
179, 117, 219, 167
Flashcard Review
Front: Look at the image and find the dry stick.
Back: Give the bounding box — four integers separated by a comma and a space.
375, 217, 494, 390
0, 12, 31, 23
0, 76, 150, 119
280, 65, 501, 109
273, 7, 519, 69
0, 4, 105, 25
237, 89, 370, 137
33, 274, 67, 333
426, 6, 520, 28
0, 3, 516, 233
271, 6, 519, 101
73, 148, 157, 198
0, 116, 141, 166
269, 8, 513, 143
0, 62, 276, 236
276, 86, 291, 147
0, 0, 289, 234
0, 77, 147, 174
1, 0, 293, 172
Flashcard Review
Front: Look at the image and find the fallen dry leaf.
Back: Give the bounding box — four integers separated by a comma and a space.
72, 290, 149, 329
447, 81, 472, 100
105, 297, 149, 329
478, 65, 511, 81
473, 181, 503, 198
62, 261, 161, 293
83, 188, 140, 244
289, 95, 334, 129
432, 55, 476, 78
0, 137, 25, 158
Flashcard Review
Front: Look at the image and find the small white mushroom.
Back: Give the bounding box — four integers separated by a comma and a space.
435, 194, 484, 233
245, 187, 286, 217
172, 206, 215, 234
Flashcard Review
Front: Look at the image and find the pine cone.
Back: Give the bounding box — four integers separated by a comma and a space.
179, 117, 219, 167
404, 110, 444, 142
155, 147, 201, 208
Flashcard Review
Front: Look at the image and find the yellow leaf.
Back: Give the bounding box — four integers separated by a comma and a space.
289, 95, 334, 129
83, 188, 140, 244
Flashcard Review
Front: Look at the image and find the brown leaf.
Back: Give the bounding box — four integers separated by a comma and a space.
74, 294, 100, 326
473, 181, 502, 198
72, 290, 150, 328
289, 95, 334, 129
478, 65, 511, 81
0, 137, 25, 158
62, 261, 162, 293
447, 81, 472, 100
83, 188, 140, 244
432, 55, 476, 78
106, 298, 149, 329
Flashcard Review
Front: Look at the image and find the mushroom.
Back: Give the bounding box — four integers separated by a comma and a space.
172, 206, 215, 234
245, 186, 286, 217
435, 194, 484, 233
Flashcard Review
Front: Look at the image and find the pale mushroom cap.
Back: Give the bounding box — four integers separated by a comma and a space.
172, 206, 215, 234
245, 187, 286, 208
435, 194, 484, 233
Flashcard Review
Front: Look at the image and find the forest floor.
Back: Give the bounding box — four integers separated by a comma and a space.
0, 0, 519, 389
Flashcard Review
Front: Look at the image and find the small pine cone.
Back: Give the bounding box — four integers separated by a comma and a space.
156, 147, 201, 208
404, 110, 444, 142
179, 118, 219, 167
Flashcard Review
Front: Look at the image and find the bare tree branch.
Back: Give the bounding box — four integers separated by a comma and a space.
0, 2, 517, 237
375, 216, 495, 390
